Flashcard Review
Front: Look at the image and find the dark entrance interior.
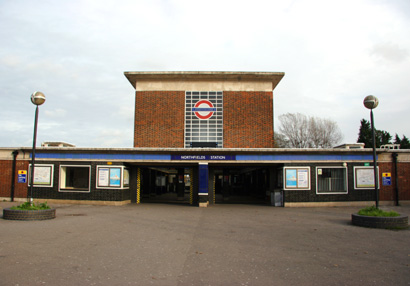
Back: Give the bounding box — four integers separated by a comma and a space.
138, 166, 195, 204
211, 165, 280, 205
132, 164, 282, 205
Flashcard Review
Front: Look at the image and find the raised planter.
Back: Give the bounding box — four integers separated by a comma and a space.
352, 213, 408, 229
3, 208, 56, 221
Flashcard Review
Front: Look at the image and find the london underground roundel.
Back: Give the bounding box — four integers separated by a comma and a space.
192, 100, 216, 120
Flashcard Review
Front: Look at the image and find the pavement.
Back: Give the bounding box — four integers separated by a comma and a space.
1, 202, 409, 286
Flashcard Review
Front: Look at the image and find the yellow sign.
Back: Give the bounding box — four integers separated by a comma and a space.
18, 170, 27, 175
382, 172, 391, 177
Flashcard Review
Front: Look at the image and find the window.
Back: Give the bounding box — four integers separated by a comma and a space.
316, 167, 347, 194
283, 167, 311, 190
28, 164, 54, 187
185, 91, 223, 148
96, 166, 130, 189
59, 165, 91, 192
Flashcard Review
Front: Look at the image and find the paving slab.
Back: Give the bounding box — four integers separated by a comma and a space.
1, 202, 409, 286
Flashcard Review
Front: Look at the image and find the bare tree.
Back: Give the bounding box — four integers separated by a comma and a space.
277, 113, 343, 148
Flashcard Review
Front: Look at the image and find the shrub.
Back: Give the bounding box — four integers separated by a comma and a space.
11, 202, 51, 211
358, 205, 399, 217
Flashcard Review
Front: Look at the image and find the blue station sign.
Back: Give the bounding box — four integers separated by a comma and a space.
382, 172, 392, 186
171, 155, 236, 161
18, 170, 27, 183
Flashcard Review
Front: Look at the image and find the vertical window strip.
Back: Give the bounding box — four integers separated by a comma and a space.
185, 91, 223, 148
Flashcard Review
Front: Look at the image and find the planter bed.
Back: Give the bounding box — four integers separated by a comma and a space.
351, 213, 408, 229
3, 208, 56, 221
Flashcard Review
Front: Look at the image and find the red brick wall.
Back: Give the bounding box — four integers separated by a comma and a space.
0, 160, 29, 199
224, 91, 274, 148
134, 91, 185, 148
134, 90, 274, 148
379, 161, 410, 202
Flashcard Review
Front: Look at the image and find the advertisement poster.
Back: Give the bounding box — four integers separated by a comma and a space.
98, 168, 110, 187
356, 168, 374, 188
123, 169, 129, 187
297, 169, 309, 188
286, 169, 297, 187
109, 168, 121, 187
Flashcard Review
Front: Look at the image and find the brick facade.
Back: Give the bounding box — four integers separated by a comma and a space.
0, 160, 28, 200
134, 90, 274, 148
224, 91, 273, 148
134, 91, 185, 148
379, 161, 410, 202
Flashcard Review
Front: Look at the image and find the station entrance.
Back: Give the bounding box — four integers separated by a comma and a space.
135, 166, 195, 204
132, 164, 281, 206
211, 166, 272, 204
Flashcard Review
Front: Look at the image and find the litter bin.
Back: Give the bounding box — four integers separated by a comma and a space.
270, 189, 283, 207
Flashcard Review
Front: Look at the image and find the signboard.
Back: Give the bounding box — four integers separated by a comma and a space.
97, 166, 123, 188
29, 165, 53, 186
171, 155, 236, 161
285, 169, 297, 187
382, 172, 392, 186
283, 167, 310, 190
109, 168, 121, 187
355, 168, 374, 188
354, 167, 380, 189
98, 168, 110, 187
18, 170, 27, 183
297, 169, 309, 188
192, 100, 216, 120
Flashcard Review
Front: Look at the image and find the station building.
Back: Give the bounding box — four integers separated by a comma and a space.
1, 71, 409, 207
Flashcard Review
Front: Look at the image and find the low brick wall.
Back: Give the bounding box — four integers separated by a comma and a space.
3, 208, 56, 221
351, 214, 408, 229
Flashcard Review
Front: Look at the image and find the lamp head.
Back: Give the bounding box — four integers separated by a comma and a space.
363, 95, 379, 110
31, 91, 46, 106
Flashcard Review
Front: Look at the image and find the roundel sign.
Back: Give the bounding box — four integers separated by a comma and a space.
192, 100, 216, 120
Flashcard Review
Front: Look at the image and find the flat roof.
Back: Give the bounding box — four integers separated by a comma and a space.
124, 71, 285, 90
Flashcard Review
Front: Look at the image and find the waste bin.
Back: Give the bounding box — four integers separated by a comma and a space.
271, 190, 283, 207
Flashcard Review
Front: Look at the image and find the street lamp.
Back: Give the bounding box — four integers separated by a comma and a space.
363, 95, 379, 208
29, 91, 46, 205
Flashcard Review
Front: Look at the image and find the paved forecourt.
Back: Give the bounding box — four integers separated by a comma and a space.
1, 202, 409, 286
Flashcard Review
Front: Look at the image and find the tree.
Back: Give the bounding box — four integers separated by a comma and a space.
277, 113, 343, 148
357, 119, 392, 148
401, 136, 410, 149
357, 119, 372, 147
273, 132, 290, 148
375, 130, 392, 146
397, 134, 410, 149
394, 134, 401, 145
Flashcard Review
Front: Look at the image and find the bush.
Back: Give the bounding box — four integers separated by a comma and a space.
11, 202, 51, 211
358, 205, 399, 217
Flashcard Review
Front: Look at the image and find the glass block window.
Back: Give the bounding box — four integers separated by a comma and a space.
185, 91, 223, 148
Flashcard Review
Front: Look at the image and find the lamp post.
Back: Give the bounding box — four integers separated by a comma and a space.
29, 91, 46, 205
363, 95, 379, 208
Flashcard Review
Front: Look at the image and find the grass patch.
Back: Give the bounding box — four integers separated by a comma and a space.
11, 202, 51, 211
358, 205, 400, 217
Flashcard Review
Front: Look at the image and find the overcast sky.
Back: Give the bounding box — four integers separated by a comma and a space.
1, 0, 409, 148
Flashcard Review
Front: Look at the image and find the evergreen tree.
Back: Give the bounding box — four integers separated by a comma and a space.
357, 119, 392, 148
357, 119, 373, 147
400, 135, 410, 149
394, 134, 401, 145
375, 130, 392, 147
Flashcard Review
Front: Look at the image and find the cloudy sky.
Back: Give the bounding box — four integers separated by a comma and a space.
1, 0, 409, 148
